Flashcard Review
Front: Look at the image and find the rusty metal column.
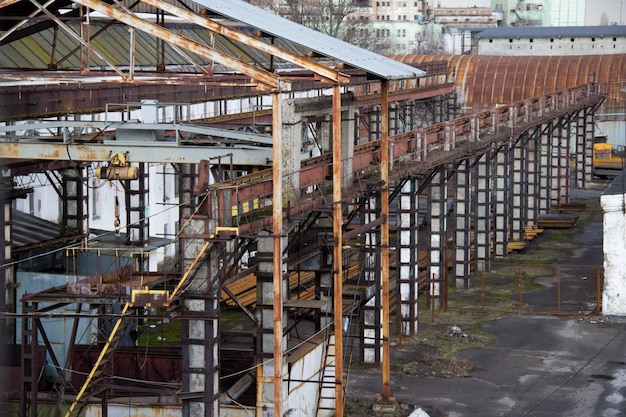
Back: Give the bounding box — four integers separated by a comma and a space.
272, 91, 284, 417
453, 159, 472, 288
332, 84, 344, 417
396, 179, 419, 336
380, 79, 391, 403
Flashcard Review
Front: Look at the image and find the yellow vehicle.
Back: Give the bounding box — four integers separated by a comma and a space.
593, 135, 626, 178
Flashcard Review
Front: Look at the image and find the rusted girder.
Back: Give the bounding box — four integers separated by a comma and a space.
72, 0, 290, 91
139, 0, 350, 85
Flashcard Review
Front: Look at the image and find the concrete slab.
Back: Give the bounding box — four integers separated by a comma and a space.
346, 186, 626, 417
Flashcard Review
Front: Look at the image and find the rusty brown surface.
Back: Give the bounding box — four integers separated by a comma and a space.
391, 54, 626, 105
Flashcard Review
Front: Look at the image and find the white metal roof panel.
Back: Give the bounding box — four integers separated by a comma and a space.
190, 0, 425, 81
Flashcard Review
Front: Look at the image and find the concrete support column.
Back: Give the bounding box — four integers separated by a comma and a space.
318, 115, 332, 155
473, 151, 492, 272
396, 179, 420, 336
551, 120, 570, 207
255, 231, 287, 417
601, 190, 626, 316
341, 103, 355, 187
538, 123, 552, 214
181, 217, 219, 417
61, 166, 88, 234
526, 130, 540, 226
576, 107, 595, 188
493, 146, 510, 258
511, 138, 528, 242
281, 99, 304, 206
402, 100, 415, 131
315, 246, 333, 331
428, 168, 447, 310
453, 159, 472, 288
0, 188, 13, 343
389, 102, 399, 136
125, 163, 149, 271
369, 105, 381, 141
360, 194, 382, 364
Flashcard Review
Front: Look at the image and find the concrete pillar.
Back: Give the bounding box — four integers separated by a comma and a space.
0, 189, 13, 343
316, 246, 333, 331
550, 122, 564, 208
493, 147, 510, 258
601, 186, 626, 316
369, 105, 381, 142
61, 166, 87, 234
318, 115, 332, 155
396, 179, 420, 335
453, 159, 472, 288
538, 123, 552, 214
526, 130, 540, 226
511, 138, 528, 242
576, 107, 595, 188
281, 99, 304, 206
403, 100, 415, 132
255, 231, 288, 416
473, 151, 492, 272
181, 216, 219, 417
361, 195, 382, 364
428, 168, 447, 309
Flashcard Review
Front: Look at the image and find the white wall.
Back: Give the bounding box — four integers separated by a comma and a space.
478, 35, 626, 56
601, 184, 626, 316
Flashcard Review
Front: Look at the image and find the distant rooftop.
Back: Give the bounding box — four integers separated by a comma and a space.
476, 26, 626, 39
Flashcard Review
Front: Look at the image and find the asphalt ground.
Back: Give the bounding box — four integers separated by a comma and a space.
346, 184, 626, 417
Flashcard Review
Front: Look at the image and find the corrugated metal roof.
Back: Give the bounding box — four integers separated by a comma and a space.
192, 0, 425, 81
12, 210, 75, 248
477, 25, 626, 39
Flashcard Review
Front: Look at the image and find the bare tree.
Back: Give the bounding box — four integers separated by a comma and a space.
254, 0, 382, 51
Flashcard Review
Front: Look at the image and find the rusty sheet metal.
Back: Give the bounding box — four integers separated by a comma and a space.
71, 345, 182, 389
391, 54, 626, 105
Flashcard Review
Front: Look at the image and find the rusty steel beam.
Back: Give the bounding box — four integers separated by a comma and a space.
0, 141, 272, 165
71, 0, 290, 91
271, 91, 284, 417
332, 83, 344, 417
380, 79, 391, 403
139, 0, 350, 85
0, 0, 21, 8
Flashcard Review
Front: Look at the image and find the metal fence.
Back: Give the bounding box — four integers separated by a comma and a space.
445, 262, 602, 316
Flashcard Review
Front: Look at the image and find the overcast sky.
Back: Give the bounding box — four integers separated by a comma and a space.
586, 0, 624, 25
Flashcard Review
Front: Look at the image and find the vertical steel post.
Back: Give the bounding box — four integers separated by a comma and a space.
332, 84, 344, 417
380, 80, 391, 402
271, 91, 284, 417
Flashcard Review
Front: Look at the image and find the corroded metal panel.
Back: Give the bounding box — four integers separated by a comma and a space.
393, 54, 626, 105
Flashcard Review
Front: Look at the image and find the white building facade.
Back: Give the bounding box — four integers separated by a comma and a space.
601, 174, 626, 316
476, 26, 626, 55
